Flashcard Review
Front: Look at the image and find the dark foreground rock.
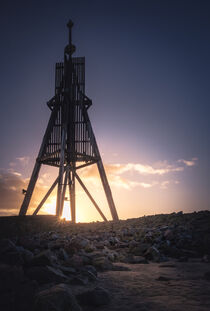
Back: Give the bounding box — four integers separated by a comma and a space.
77, 287, 110, 306
0, 210, 210, 310
34, 283, 81, 311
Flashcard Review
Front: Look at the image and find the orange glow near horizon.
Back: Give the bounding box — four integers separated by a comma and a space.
40, 193, 103, 223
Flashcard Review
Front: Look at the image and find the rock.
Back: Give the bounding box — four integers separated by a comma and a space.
159, 264, 176, 268
124, 254, 148, 264
177, 211, 183, 215
84, 243, 96, 253
164, 229, 174, 240
29, 250, 57, 266
77, 286, 110, 306
109, 236, 120, 245
130, 243, 150, 256
48, 239, 65, 250
49, 232, 60, 240
0, 238, 17, 253
33, 283, 81, 311
17, 246, 34, 263
92, 256, 113, 271
0, 291, 14, 311
70, 254, 85, 267
82, 265, 97, 277
57, 248, 69, 261
160, 245, 181, 258
25, 265, 68, 284
0, 249, 24, 265
69, 237, 89, 252
82, 270, 98, 282
112, 264, 131, 271
69, 275, 89, 286
0, 238, 24, 265
18, 237, 41, 251
15, 280, 38, 311
80, 266, 98, 282
203, 255, 210, 263
131, 256, 148, 264
156, 276, 172, 281
0, 263, 24, 291
58, 265, 77, 275
145, 246, 160, 262
95, 241, 105, 249
204, 271, 210, 281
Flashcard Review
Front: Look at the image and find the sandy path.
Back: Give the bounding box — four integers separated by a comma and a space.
91, 261, 210, 311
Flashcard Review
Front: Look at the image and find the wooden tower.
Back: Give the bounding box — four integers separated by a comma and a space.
19, 21, 119, 222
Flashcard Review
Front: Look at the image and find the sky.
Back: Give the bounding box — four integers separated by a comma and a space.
0, 0, 209, 222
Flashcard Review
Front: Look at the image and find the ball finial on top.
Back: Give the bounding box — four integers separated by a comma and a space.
67, 20, 74, 28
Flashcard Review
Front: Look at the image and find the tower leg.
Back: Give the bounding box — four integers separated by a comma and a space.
33, 175, 60, 215
19, 161, 41, 216
69, 170, 76, 223
97, 160, 119, 221
82, 107, 119, 221
74, 171, 107, 221
56, 126, 66, 216
19, 104, 59, 216
59, 168, 69, 217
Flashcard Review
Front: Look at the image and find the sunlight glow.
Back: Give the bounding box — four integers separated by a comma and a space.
61, 201, 71, 221
41, 196, 56, 215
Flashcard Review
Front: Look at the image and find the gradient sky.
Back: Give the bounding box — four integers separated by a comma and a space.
0, 0, 209, 221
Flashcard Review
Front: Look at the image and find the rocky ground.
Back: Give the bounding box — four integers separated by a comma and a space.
0, 210, 210, 311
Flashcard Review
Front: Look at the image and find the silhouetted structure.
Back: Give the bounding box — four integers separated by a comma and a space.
19, 20, 119, 222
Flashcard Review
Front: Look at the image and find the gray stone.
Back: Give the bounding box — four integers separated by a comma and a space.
204, 271, 210, 281
25, 265, 68, 284
17, 246, 34, 263
145, 246, 160, 262
33, 283, 81, 311
112, 264, 131, 271
0, 239, 24, 265
0, 263, 24, 291
57, 248, 69, 261
0, 249, 24, 265
30, 250, 57, 266
156, 276, 172, 281
77, 286, 110, 306
92, 256, 113, 271
130, 243, 151, 256
15, 280, 38, 311
69, 275, 89, 286
0, 238, 17, 254
164, 229, 174, 240
58, 265, 77, 275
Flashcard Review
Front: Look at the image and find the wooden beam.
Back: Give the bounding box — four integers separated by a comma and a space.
19, 104, 59, 216
33, 176, 59, 215
74, 171, 107, 222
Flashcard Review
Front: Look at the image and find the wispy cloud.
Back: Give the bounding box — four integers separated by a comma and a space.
0, 169, 47, 215
177, 157, 198, 167
113, 162, 184, 175
16, 156, 30, 167
80, 157, 197, 190
9, 156, 30, 168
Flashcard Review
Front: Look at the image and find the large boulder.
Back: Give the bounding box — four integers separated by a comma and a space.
145, 246, 160, 262
25, 265, 68, 284
0, 263, 24, 291
29, 250, 57, 266
92, 256, 113, 271
0, 239, 24, 265
77, 286, 110, 306
33, 283, 81, 311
